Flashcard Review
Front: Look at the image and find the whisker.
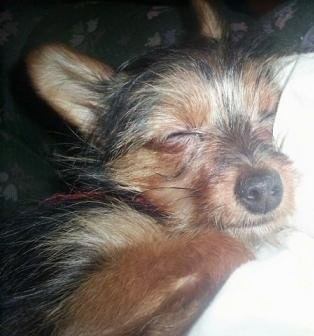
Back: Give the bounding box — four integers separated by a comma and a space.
143, 186, 194, 192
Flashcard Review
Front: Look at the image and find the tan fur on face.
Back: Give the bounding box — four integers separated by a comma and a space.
241, 61, 281, 120
130, 68, 214, 139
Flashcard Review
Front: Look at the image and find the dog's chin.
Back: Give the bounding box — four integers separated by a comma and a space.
226, 216, 290, 249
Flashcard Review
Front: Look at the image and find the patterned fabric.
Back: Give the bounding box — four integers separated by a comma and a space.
1, 0, 314, 219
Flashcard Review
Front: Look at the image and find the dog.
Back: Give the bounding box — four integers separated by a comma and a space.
0, 1, 296, 335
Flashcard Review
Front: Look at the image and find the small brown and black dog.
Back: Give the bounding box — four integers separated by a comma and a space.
1, 1, 295, 335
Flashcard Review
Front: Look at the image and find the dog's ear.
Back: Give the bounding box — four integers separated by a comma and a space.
191, 0, 226, 40
27, 44, 114, 134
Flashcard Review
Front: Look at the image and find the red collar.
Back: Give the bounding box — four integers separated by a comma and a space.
42, 190, 154, 211
43, 191, 104, 203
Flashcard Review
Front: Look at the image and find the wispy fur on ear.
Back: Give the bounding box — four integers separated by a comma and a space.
191, 0, 226, 39
27, 44, 114, 134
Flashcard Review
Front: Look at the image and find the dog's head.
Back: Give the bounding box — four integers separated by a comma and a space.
27, 0, 295, 242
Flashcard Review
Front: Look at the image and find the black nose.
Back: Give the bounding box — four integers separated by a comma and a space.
235, 169, 283, 214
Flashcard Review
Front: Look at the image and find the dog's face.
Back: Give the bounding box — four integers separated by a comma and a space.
27, 2, 295, 244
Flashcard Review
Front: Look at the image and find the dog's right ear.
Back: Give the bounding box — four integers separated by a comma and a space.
191, 0, 226, 40
27, 44, 114, 134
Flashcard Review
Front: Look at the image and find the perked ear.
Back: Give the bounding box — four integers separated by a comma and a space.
27, 44, 114, 133
192, 0, 225, 40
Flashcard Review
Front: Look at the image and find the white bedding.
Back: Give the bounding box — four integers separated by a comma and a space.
189, 53, 314, 336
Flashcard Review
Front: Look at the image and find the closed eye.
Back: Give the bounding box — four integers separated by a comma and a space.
165, 130, 204, 140
149, 130, 204, 153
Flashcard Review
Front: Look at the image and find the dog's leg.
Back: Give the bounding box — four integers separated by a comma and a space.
59, 231, 252, 335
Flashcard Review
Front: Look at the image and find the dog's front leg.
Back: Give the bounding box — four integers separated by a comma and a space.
58, 231, 252, 336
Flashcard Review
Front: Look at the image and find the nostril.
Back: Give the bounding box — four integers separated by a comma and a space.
235, 169, 283, 214
246, 187, 262, 202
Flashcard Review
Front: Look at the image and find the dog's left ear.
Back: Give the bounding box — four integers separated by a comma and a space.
27, 44, 114, 134
191, 0, 226, 39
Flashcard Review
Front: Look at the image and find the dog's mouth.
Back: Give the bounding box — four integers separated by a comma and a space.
231, 213, 275, 230
208, 208, 275, 237
224, 210, 290, 245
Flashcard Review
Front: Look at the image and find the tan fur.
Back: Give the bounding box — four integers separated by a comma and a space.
57, 230, 252, 336
50, 205, 162, 256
